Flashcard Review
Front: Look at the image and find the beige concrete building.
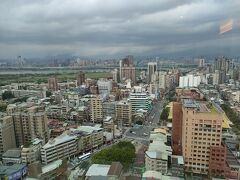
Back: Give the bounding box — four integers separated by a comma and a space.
115, 100, 132, 127
70, 125, 104, 152
41, 132, 78, 165
181, 99, 223, 174
0, 116, 16, 159
8, 105, 49, 147
41, 125, 103, 164
21, 138, 42, 165
89, 95, 103, 123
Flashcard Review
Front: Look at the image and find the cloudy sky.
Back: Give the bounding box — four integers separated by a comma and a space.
0, 0, 240, 58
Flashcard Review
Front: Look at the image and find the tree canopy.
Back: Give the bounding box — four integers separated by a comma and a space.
221, 104, 240, 134
0, 103, 7, 112
2, 91, 14, 100
46, 90, 52, 97
13, 96, 29, 103
91, 141, 135, 169
160, 107, 169, 121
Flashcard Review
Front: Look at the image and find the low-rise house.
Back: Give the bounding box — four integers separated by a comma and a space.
2, 149, 22, 165
85, 162, 123, 180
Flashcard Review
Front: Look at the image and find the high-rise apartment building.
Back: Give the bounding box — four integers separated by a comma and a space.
179, 74, 201, 88
8, 106, 49, 147
119, 56, 136, 84
76, 71, 85, 86
214, 57, 231, 72
103, 101, 116, 118
159, 71, 167, 90
147, 62, 157, 83
212, 70, 226, 85
181, 99, 223, 174
48, 76, 58, 91
111, 69, 119, 83
115, 100, 132, 128
0, 116, 16, 159
89, 95, 103, 123
213, 57, 232, 84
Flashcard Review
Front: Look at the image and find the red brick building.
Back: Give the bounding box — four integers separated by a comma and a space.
209, 144, 240, 179
209, 145, 226, 177
172, 102, 183, 155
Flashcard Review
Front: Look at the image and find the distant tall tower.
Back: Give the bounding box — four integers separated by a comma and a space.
214, 57, 230, 84
76, 71, 85, 86
48, 76, 58, 91
111, 69, 119, 83
147, 62, 157, 83
198, 58, 205, 67
214, 57, 230, 72
119, 56, 136, 84
17, 56, 24, 67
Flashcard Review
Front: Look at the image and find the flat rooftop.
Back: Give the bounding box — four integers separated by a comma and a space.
42, 159, 62, 174
2, 149, 21, 158
182, 98, 223, 114
182, 98, 198, 108
86, 164, 110, 177
42, 133, 77, 149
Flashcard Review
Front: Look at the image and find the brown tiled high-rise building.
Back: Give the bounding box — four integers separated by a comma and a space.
172, 102, 183, 155
181, 99, 223, 174
48, 76, 58, 91
76, 71, 85, 86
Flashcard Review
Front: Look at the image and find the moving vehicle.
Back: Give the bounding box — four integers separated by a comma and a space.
78, 152, 91, 161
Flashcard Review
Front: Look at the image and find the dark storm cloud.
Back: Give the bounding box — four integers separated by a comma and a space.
0, 0, 239, 58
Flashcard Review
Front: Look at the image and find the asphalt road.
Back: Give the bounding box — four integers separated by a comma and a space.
145, 100, 164, 127
123, 99, 165, 144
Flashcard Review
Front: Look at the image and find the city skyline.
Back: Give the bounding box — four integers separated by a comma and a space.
0, 0, 240, 59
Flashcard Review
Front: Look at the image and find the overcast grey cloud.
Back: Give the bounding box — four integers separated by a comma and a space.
0, 0, 239, 58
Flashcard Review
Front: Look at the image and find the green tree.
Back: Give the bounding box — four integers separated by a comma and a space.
221, 104, 240, 135
46, 91, 52, 97
0, 103, 7, 112
160, 107, 169, 120
2, 91, 14, 100
13, 96, 29, 103
135, 120, 143, 125
91, 141, 135, 169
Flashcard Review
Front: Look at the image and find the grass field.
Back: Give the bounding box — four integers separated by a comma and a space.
0, 71, 112, 86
